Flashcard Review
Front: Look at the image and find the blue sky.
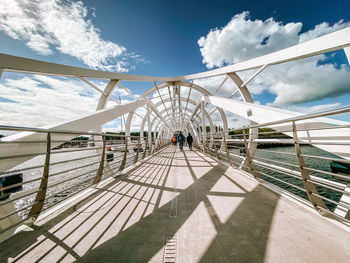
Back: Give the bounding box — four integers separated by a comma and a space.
0, 0, 349, 130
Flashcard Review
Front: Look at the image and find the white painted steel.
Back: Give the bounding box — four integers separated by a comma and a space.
1, 26, 350, 230
1, 26, 349, 81
204, 96, 350, 160
240, 64, 268, 88
0, 99, 149, 172
344, 46, 350, 64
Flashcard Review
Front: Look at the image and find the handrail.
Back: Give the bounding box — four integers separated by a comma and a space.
0, 25, 350, 239
200, 106, 350, 222
0, 124, 144, 137
213, 106, 350, 133
0, 126, 171, 235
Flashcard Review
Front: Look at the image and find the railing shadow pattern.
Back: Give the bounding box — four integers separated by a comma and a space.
0, 146, 275, 262
1, 146, 350, 262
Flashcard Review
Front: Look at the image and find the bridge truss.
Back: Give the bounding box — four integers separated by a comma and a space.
0, 26, 350, 240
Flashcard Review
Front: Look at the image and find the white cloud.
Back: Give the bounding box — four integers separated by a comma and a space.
198, 11, 303, 68
274, 102, 343, 114
299, 20, 350, 43
90, 7, 96, 18
257, 61, 350, 105
198, 12, 350, 105
0, 75, 99, 128
0, 74, 149, 134
0, 0, 130, 72
0, 74, 141, 130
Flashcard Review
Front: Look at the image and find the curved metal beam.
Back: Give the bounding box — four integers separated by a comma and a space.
226, 72, 253, 103
160, 106, 214, 133
140, 81, 228, 137
95, 79, 120, 133
1, 26, 349, 81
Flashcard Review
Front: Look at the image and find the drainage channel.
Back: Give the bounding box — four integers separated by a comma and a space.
169, 161, 178, 218
164, 150, 178, 262
163, 235, 177, 263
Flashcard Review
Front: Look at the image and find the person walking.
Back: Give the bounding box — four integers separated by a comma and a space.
172, 136, 177, 146
177, 132, 185, 151
187, 132, 193, 150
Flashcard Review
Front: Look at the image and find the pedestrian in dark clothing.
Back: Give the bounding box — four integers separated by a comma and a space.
187, 133, 193, 150
177, 132, 185, 151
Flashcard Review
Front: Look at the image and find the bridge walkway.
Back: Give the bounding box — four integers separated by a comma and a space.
1, 146, 350, 262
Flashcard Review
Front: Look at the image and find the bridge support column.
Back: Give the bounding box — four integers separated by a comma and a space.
241, 130, 259, 178
201, 101, 207, 153
223, 133, 235, 167
133, 137, 141, 164
27, 133, 51, 220
292, 121, 328, 212
147, 104, 152, 155
93, 135, 106, 184
119, 136, 128, 172
227, 72, 258, 166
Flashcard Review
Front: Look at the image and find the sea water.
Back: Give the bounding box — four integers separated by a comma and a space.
230, 145, 345, 211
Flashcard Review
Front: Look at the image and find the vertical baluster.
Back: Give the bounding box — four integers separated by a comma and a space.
292, 121, 328, 211
242, 129, 259, 178
28, 132, 51, 219
214, 138, 220, 159
223, 133, 235, 167
206, 135, 212, 155
149, 137, 153, 155
119, 136, 128, 171
93, 135, 106, 184
201, 139, 205, 153
133, 137, 140, 164
142, 140, 147, 159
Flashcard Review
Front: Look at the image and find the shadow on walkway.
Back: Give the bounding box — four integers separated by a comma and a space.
0, 147, 279, 263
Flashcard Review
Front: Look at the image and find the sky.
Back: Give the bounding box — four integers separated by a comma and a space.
0, 0, 349, 132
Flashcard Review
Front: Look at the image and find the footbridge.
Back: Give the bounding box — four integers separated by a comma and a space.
0, 27, 350, 262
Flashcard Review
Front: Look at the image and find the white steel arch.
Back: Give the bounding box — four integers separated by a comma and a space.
125, 81, 229, 139
1, 26, 350, 171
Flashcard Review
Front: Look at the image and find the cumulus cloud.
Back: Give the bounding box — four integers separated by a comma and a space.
0, 74, 137, 131
0, 0, 130, 72
0, 75, 99, 128
198, 12, 350, 105
256, 60, 350, 105
275, 102, 343, 114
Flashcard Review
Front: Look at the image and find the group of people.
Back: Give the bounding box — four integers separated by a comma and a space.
172, 132, 193, 151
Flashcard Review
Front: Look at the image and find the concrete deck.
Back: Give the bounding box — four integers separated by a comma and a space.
1, 146, 350, 263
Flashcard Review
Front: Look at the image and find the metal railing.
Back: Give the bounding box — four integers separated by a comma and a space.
1, 107, 349, 236
196, 107, 350, 222
0, 126, 170, 235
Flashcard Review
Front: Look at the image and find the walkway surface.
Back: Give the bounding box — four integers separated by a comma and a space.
1, 146, 350, 263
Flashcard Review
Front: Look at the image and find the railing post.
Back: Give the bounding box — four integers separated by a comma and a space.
214, 138, 220, 159
28, 132, 51, 219
223, 133, 235, 167
142, 140, 147, 159
119, 136, 128, 171
292, 121, 328, 211
156, 140, 160, 152
133, 137, 140, 164
242, 130, 259, 178
206, 136, 212, 155
155, 141, 159, 152
200, 131, 205, 153
93, 135, 106, 184
205, 136, 208, 154
149, 138, 153, 155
